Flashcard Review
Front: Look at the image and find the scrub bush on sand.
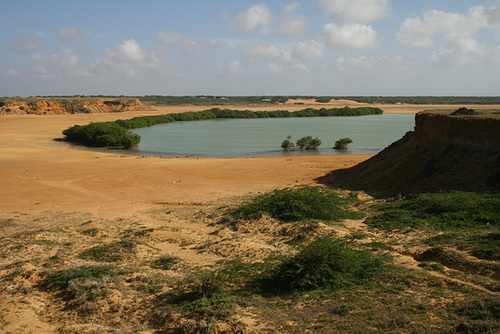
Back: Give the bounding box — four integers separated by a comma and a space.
259, 236, 393, 294
228, 185, 365, 222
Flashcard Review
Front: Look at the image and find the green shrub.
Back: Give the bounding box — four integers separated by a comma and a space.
62, 122, 140, 149
426, 232, 500, 261
151, 254, 181, 270
180, 293, 238, 320
79, 239, 136, 262
417, 247, 499, 276
455, 296, 500, 334
229, 186, 365, 222
333, 137, 353, 149
369, 191, 500, 231
281, 135, 295, 151
469, 233, 500, 261
164, 265, 242, 321
260, 236, 392, 294
40, 265, 116, 292
451, 107, 478, 116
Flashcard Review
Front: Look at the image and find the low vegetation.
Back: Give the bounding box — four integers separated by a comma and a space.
259, 236, 393, 294
454, 295, 500, 334
2, 188, 499, 332
333, 137, 353, 149
39, 265, 117, 306
451, 107, 479, 115
368, 191, 499, 231
62, 122, 141, 149
4, 95, 500, 109
78, 239, 137, 262
228, 185, 365, 222
281, 135, 322, 151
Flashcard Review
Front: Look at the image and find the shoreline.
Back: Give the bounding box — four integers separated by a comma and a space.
0, 110, 372, 218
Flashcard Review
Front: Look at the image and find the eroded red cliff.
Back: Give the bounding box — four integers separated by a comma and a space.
0, 98, 154, 115
318, 112, 500, 196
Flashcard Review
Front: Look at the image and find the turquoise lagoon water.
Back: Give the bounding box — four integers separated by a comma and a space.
132, 114, 415, 157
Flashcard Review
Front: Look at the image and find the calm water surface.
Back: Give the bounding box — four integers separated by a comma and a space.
132, 114, 415, 157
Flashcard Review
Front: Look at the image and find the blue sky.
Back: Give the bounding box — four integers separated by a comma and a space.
1, 0, 499, 96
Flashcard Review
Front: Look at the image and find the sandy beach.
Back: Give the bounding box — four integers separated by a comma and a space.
0, 106, 371, 219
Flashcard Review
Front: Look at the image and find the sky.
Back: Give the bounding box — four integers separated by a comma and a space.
1, 0, 499, 96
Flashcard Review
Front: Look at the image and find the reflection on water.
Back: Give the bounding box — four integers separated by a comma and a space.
132, 114, 415, 157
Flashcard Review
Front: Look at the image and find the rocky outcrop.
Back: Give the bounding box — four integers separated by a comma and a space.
0, 98, 154, 115
317, 112, 500, 196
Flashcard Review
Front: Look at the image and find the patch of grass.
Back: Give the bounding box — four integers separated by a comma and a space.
179, 293, 240, 320
418, 262, 445, 272
40, 265, 117, 292
426, 232, 500, 261
259, 236, 393, 294
417, 247, 499, 277
467, 233, 500, 261
228, 186, 365, 222
134, 228, 154, 237
81, 227, 99, 236
369, 191, 500, 231
454, 295, 500, 333
32, 239, 57, 246
151, 254, 181, 270
78, 239, 136, 262
0, 218, 15, 228
129, 273, 168, 294
160, 264, 246, 324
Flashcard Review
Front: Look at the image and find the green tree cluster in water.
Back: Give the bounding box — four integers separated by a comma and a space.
62, 122, 140, 149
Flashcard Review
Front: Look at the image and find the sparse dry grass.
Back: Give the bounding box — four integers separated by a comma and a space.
1, 195, 498, 333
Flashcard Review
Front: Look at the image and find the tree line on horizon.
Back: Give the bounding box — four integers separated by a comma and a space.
4, 95, 500, 106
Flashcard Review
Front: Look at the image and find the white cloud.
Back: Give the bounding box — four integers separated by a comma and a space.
322, 23, 378, 48
242, 39, 291, 62
233, 4, 274, 35
268, 62, 308, 73
228, 60, 242, 73
56, 27, 88, 42
318, 0, 391, 23
291, 63, 308, 72
11, 33, 44, 53
397, 9, 485, 49
278, 1, 308, 36
156, 32, 224, 56
292, 40, 325, 60
156, 32, 186, 45
106, 39, 145, 63
92, 39, 151, 78
396, 6, 500, 64
268, 63, 282, 73
27, 49, 91, 80
336, 56, 376, 71
6, 69, 19, 78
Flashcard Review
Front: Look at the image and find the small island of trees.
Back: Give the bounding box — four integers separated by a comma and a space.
333, 138, 353, 150
281, 135, 322, 151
